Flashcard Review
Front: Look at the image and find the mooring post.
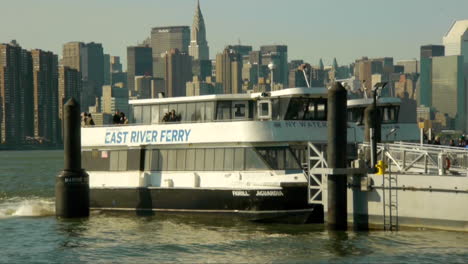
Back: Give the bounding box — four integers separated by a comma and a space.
364, 104, 381, 171
327, 82, 348, 230
55, 98, 89, 218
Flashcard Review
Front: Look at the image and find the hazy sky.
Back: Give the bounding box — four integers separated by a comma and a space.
1, 0, 467, 69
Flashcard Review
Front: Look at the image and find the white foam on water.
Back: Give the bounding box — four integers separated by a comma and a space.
0, 197, 55, 218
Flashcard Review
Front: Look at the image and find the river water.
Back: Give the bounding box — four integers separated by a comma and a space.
1, 150, 467, 263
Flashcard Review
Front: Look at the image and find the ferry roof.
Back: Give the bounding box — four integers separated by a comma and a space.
347, 97, 401, 108
130, 87, 327, 105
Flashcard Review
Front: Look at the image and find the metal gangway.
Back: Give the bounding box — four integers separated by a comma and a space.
359, 142, 468, 175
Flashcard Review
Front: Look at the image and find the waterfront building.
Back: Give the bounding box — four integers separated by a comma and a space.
186, 76, 223, 96
443, 20, 468, 62
164, 49, 192, 97
420, 45, 445, 59
151, 26, 190, 79
127, 45, 152, 92
188, 0, 209, 60
31, 49, 59, 144
135, 75, 154, 99
260, 45, 288, 87
0, 41, 34, 145
101, 84, 129, 115
396, 60, 419, 74
58, 66, 81, 141
419, 45, 445, 107
62, 41, 104, 112
192, 59, 212, 81
103, 54, 111, 85
216, 47, 242, 94
110, 56, 123, 73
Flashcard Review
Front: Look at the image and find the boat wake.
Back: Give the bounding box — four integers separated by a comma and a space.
0, 197, 55, 218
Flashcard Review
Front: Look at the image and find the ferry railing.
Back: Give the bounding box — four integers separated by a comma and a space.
358, 142, 468, 175
81, 118, 259, 128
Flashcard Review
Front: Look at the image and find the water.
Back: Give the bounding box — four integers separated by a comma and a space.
1, 150, 468, 263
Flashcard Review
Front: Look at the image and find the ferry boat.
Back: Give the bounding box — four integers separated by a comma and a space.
81, 88, 335, 223
80, 87, 418, 223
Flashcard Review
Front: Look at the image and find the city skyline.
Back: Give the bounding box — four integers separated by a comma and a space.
1, 0, 468, 67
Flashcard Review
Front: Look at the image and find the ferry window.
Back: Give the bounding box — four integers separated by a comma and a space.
204, 149, 215, 170
144, 150, 152, 170
158, 150, 168, 171
142, 106, 151, 124
195, 149, 205, 170
255, 147, 301, 170
110, 151, 119, 171
127, 149, 140, 171
186, 149, 196, 170
186, 103, 196, 122
134, 106, 142, 123
82, 150, 110, 171
277, 149, 285, 169
258, 100, 272, 120
271, 99, 280, 120
176, 149, 186, 171
279, 98, 290, 120
232, 101, 247, 119
245, 148, 269, 170
214, 148, 224, 170
168, 150, 177, 171
224, 148, 234, 170
205, 102, 215, 121
216, 101, 231, 120
177, 103, 186, 123
381, 106, 399, 124
316, 101, 326, 120
347, 107, 364, 123
118, 150, 127, 171
234, 148, 245, 170
196, 102, 206, 122
151, 105, 159, 124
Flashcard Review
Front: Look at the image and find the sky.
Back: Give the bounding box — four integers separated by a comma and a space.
1, 0, 467, 69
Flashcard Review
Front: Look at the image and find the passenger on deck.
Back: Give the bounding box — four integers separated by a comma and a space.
81, 112, 88, 127
86, 113, 95, 126
433, 136, 441, 145
113, 110, 121, 124
162, 110, 180, 122
120, 112, 128, 124
449, 139, 456, 147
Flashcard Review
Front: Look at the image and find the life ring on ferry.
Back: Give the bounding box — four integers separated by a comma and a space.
444, 158, 451, 170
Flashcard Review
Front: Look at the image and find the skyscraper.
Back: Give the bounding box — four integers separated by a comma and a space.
260, 45, 288, 87
216, 47, 242, 94
188, 0, 209, 60
31, 49, 59, 144
103, 53, 111, 85
420, 45, 445, 58
58, 66, 82, 141
151, 26, 190, 78
419, 45, 445, 107
62, 42, 104, 112
165, 49, 192, 97
127, 45, 152, 92
442, 20, 468, 63
0, 41, 34, 145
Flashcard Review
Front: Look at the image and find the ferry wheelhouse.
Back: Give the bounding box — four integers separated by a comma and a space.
347, 97, 419, 142
82, 88, 333, 223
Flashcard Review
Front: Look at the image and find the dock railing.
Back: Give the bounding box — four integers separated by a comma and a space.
359, 142, 468, 176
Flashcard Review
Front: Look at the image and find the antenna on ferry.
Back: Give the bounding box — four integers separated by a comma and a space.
299, 63, 311, 88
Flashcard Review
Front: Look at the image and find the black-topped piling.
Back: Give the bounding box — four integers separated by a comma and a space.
55, 98, 89, 218
327, 82, 348, 230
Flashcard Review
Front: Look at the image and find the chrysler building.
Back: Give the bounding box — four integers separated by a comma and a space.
188, 0, 209, 60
